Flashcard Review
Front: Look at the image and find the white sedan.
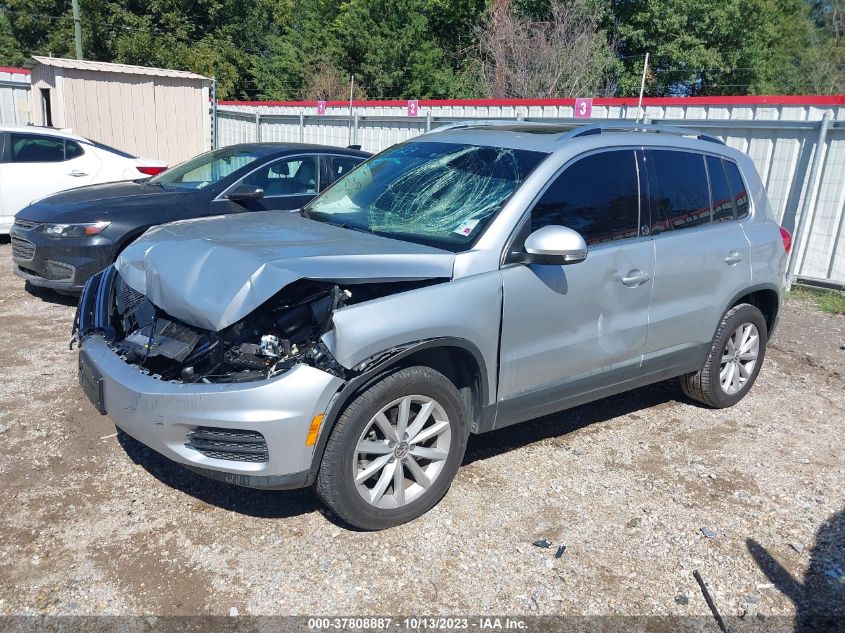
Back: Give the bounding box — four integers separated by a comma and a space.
0, 125, 167, 233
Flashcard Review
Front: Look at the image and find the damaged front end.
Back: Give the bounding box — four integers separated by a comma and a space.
74, 266, 437, 385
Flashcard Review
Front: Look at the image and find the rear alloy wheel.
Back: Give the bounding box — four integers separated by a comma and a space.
681, 303, 768, 408
718, 322, 760, 395
315, 366, 468, 530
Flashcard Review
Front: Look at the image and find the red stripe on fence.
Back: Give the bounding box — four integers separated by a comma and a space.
218, 94, 845, 108
0, 66, 30, 75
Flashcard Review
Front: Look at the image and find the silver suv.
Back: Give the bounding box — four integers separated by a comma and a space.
75, 123, 790, 530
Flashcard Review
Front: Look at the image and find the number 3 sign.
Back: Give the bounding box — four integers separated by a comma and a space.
574, 98, 593, 118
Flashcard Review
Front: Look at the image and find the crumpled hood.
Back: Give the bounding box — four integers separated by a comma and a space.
115, 211, 455, 331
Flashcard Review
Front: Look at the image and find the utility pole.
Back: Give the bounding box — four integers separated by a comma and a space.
71, 0, 83, 60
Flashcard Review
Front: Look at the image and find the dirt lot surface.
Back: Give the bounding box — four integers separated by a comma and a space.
0, 239, 843, 628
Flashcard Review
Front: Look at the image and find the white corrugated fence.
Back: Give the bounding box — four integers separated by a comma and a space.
0, 67, 32, 125
217, 97, 845, 287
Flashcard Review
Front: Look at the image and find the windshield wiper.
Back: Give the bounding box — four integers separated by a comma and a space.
338, 222, 375, 236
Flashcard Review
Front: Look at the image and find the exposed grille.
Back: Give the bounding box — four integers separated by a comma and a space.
116, 275, 146, 314
185, 427, 269, 463
11, 237, 35, 260
13, 219, 40, 231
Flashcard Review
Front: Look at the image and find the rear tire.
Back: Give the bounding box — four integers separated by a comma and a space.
315, 366, 469, 530
681, 303, 768, 408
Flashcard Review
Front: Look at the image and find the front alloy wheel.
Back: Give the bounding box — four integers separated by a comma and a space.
315, 366, 468, 530
354, 395, 452, 509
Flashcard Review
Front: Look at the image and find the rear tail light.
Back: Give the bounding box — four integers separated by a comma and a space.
136, 165, 167, 176
779, 226, 792, 254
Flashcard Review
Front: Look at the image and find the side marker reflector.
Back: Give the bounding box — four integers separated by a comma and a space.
306, 414, 325, 446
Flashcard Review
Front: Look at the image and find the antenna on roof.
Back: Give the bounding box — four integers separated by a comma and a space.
636, 53, 649, 124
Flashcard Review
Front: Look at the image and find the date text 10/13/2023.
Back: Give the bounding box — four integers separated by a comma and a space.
307, 617, 528, 630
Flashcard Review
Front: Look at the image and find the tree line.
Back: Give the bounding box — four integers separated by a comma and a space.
1, 0, 843, 100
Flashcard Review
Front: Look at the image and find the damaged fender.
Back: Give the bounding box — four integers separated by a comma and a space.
323, 271, 503, 407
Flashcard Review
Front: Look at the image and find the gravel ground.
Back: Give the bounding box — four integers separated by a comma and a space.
0, 238, 843, 628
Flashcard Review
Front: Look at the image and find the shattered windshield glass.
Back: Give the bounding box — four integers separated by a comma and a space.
302, 141, 547, 250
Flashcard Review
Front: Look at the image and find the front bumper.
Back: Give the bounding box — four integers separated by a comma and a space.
76, 269, 345, 489
10, 223, 114, 292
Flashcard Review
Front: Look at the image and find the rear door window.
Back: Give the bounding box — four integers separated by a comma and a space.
724, 160, 750, 219
9, 133, 83, 163
530, 150, 640, 245
707, 156, 736, 222
648, 150, 711, 232
328, 155, 363, 184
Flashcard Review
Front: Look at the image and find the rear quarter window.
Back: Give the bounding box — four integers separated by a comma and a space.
707, 156, 736, 223
724, 160, 750, 219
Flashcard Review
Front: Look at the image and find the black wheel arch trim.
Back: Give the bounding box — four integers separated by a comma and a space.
721, 282, 782, 334
306, 337, 490, 483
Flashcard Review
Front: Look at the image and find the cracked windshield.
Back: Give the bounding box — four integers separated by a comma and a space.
303, 141, 547, 250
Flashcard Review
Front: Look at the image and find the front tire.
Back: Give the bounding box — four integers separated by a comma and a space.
681, 303, 768, 408
315, 366, 469, 530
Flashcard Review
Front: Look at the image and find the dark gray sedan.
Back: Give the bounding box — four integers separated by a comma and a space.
10, 143, 369, 293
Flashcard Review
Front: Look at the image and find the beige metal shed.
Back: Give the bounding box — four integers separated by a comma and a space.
25, 56, 210, 165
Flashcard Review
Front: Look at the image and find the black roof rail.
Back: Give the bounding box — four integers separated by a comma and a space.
563, 122, 725, 145
426, 119, 576, 135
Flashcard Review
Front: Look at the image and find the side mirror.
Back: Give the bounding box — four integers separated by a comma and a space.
518, 225, 587, 265
227, 184, 265, 201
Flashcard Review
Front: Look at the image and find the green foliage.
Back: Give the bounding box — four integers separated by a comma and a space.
333, 0, 459, 98
252, 0, 342, 100
612, 0, 837, 96
0, 0, 841, 99
788, 285, 845, 314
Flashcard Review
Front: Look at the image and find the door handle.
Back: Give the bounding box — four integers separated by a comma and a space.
724, 251, 743, 265
68, 170, 88, 177
621, 270, 650, 287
